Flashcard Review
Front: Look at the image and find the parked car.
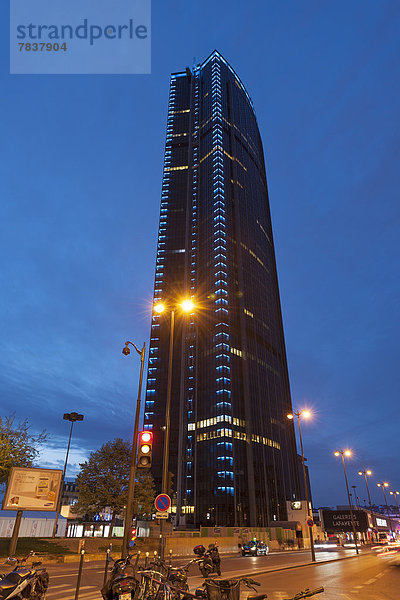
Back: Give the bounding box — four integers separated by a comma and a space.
241, 541, 269, 556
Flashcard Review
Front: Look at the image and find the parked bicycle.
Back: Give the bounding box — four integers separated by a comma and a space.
0, 551, 49, 600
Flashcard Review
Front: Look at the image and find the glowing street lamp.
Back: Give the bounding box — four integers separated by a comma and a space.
287, 409, 315, 562
377, 482, 393, 536
334, 450, 359, 554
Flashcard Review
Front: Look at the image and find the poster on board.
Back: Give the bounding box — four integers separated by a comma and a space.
2, 467, 63, 512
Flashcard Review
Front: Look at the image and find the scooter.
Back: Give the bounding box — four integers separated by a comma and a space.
0, 551, 49, 600
101, 555, 139, 600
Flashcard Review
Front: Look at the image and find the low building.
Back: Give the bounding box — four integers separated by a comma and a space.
319, 507, 400, 542
0, 510, 67, 537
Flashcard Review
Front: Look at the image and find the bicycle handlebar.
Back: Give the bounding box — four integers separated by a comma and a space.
288, 587, 324, 599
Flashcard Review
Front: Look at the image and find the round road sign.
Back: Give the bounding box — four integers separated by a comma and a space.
155, 493, 171, 512
307, 518, 314, 527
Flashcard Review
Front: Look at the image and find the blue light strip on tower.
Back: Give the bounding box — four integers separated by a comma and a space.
210, 55, 234, 494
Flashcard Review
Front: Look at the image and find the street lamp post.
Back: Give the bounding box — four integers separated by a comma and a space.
358, 469, 375, 542
351, 486, 358, 509
52, 412, 84, 538
287, 409, 315, 562
121, 340, 146, 559
389, 491, 399, 513
389, 491, 399, 537
154, 299, 194, 558
334, 450, 359, 555
377, 482, 392, 538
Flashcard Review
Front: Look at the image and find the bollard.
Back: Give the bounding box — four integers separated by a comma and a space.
133, 550, 140, 576
144, 551, 149, 568
103, 545, 112, 588
74, 545, 85, 600
159, 533, 163, 560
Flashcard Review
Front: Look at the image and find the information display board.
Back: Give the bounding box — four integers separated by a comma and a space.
2, 467, 63, 512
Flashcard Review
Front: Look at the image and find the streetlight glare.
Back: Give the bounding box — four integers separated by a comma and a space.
181, 299, 194, 312
367, 470, 372, 476
302, 410, 311, 419
334, 451, 340, 457
287, 413, 294, 420
344, 450, 352, 457
154, 302, 165, 314
384, 482, 389, 487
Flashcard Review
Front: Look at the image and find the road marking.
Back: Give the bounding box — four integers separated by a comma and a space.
47, 590, 100, 600
273, 593, 288, 600
51, 583, 73, 589
354, 585, 364, 588
376, 571, 386, 579
79, 585, 98, 590
365, 577, 377, 584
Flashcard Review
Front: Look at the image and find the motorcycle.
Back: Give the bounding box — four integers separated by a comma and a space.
206, 544, 221, 577
101, 555, 139, 600
0, 552, 49, 600
193, 545, 221, 578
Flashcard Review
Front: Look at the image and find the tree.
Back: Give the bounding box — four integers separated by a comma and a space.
0, 414, 48, 488
73, 438, 156, 536
134, 470, 156, 517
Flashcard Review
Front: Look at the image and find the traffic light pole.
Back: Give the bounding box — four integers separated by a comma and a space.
122, 341, 146, 559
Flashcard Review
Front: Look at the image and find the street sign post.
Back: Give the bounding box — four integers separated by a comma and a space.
156, 512, 168, 519
154, 494, 171, 512
307, 518, 314, 528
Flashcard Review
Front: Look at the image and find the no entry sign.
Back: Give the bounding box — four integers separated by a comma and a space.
154, 493, 171, 512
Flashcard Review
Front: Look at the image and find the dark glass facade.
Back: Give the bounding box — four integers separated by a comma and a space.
144, 51, 301, 527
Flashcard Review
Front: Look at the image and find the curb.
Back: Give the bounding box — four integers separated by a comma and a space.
213, 550, 369, 580
183, 550, 371, 587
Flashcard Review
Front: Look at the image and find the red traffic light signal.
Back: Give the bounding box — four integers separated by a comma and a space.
129, 527, 137, 547
137, 430, 153, 468
140, 431, 153, 444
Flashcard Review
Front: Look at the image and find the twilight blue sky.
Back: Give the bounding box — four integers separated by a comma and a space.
1, 0, 399, 508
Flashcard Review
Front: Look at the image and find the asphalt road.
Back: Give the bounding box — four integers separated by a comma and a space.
41, 547, 399, 600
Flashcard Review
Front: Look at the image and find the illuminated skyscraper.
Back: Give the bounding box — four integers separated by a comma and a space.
145, 51, 301, 526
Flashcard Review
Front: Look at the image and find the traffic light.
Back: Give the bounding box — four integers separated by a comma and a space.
137, 430, 153, 468
129, 527, 137, 547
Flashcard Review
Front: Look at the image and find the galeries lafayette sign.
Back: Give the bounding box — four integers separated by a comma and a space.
321, 510, 369, 532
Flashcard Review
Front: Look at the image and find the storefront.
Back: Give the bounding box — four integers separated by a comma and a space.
320, 508, 399, 543
320, 509, 368, 544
